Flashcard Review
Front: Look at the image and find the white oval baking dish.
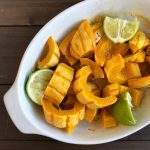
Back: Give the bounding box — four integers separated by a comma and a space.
4, 0, 150, 145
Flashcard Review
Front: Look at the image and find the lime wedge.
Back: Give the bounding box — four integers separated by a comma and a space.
104, 16, 140, 43
112, 92, 136, 125
26, 69, 53, 105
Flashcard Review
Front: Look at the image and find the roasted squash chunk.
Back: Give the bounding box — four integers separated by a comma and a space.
59, 29, 78, 65
112, 43, 129, 56
95, 35, 113, 67
92, 22, 104, 44
44, 63, 74, 105
74, 66, 117, 108
41, 97, 85, 129
80, 58, 104, 79
124, 50, 146, 63
128, 75, 150, 88
104, 54, 127, 84
103, 83, 143, 107
101, 109, 117, 128
70, 20, 95, 59
129, 31, 149, 53
38, 37, 60, 69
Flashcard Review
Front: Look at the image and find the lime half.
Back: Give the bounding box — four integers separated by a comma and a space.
26, 69, 53, 105
112, 92, 136, 125
104, 16, 140, 43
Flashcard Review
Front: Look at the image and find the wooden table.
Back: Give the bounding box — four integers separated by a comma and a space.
0, 0, 150, 149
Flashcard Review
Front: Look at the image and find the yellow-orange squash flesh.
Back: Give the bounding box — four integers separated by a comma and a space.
70, 20, 95, 59
59, 29, 78, 65
112, 43, 129, 56
101, 109, 117, 128
128, 75, 150, 88
38, 36, 60, 69
95, 35, 113, 67
41, 97, 85, 128
145, 56, 150, 63
103, 83, 143, 107
44, 63, 74, 105
129, 31, 149, 53
80, 58, 104, 78
73, 66, 117, 108
124, 62, 141, 79
104, 54, 127, 84
66, 125, 76, 133
124, 50, 146, 63
92, 22, 104, 44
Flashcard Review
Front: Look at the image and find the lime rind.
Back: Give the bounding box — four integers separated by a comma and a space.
26, 69, 53, 105
104, 16, 140, 43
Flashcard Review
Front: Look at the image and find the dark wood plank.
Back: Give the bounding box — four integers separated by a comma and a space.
0, 0, 82, 26
0, 26, 41, 84
0, 141, 150, 150
0, 85, 150, 141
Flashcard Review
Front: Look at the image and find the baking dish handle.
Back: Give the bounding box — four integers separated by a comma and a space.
3, 82, 40, 134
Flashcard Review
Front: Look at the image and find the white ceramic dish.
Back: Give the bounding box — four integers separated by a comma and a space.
4, 0, 150, 145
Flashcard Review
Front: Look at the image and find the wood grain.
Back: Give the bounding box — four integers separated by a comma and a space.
0, 141, 150, 150
0, 0, 82, 26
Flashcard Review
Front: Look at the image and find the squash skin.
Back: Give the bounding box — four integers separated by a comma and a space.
95, 35, 113, 67
80, 58, 104, 79
74, 66, 117, 108
70, 20, 95, 59
38, 36, 60, 69
128, 75, 150, 88
44, 63, 74, 105
59, 29, 78, 65
129, 31, 149, 53
41, 97, 85, 128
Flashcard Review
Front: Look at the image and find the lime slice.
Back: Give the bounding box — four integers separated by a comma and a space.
26, 69, 53, 105
104, 16, 140, 43
112, 92, 136, 125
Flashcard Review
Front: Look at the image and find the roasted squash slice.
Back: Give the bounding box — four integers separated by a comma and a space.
103, 83, 143, 107
73, 66, 117, 108
44, 63, 74, 105
95, 35, 113, 67
70, 20, 95, 59
129, 31, 149, 53
41, 96, 85, 129
128, 75, 150, 88
80, 58, 104, 79
124, 50, 146, 63
112, 43, 129, 56
104, 54, 127, 84
101, 109, 117, 128
59, 29, 78, 65
66, 125, 76, 133
92, 22, 104, 44
38, 36, 60, 69
124, 62, 141, 79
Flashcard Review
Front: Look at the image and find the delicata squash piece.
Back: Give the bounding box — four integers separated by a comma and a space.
95, 35, 113, 67
73, 66, 117, 108
128, 75, 150, 88
129, 31, 149, 53
101, 109, 117, 128
103, 83, 143, 107
59, 29, 78, 65
44, 63, 74, 105
124, 50, 146, 63
41, 96, 85, 129
38, 36, 60, 69
80, 58, 104, 78
92, 22, 104, 44
70, 20, 95, 59
104, 54, 127, 84
112, 43, 129, 56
